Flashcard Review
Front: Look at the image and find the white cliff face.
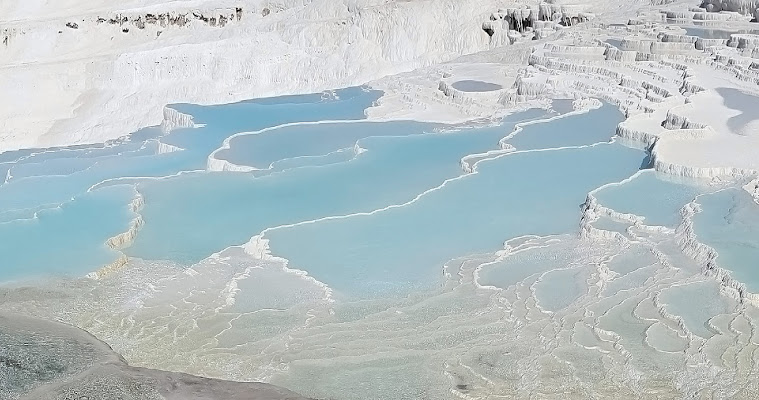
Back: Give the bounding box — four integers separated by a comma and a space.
1, 0, 504, 151
497, 3, 759, 181
0, 0, 650, 152
700, 0, 759, 15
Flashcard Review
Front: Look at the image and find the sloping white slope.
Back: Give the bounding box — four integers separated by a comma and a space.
0, 0, 498, 150
0, 0, 650, 151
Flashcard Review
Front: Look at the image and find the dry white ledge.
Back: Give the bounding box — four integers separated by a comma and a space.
2, 0, 671, 153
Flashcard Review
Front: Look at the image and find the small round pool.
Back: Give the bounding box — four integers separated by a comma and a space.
450, 80, 503, 92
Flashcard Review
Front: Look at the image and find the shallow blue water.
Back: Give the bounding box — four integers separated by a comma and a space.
0, 150, 187, 214
694, 188, 759, 292
127, 110, 549, 263
715, 87, 759, 134
660, 280, 734, 338
7, 85, 759, 400
593, 170, 708, 227
477, 237, 589, 290
534, 267, 589, 311
0, 93, 647, 294
451, 80, 502, 92
683, 26, 759, 39
164, 87, 381, 169
505, 103, 622, 150
0, 88, 382, 281
267, 148, 357, 173
0, 88, 378, 215
5, 86, 759, 400
551, 99, 575, 114
605, 39, 623, 49
0, 149, 38, 164
1, 87, 728, 304
8, 141, 154, 181
218, 121, 437, 170
0, 185, 136, 282
265, 140, 645, 296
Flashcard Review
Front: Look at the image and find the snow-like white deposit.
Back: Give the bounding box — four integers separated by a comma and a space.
4, 0, 759, 398
0, 0, 604, 151
2, 0, 676, 152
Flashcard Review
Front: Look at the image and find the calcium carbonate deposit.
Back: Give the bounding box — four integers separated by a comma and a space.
2, 0, 759, 399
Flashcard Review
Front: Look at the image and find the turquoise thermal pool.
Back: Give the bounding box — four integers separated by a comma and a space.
1, 88, 758, 400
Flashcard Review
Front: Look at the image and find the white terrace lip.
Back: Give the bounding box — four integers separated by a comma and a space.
3, 0, 759, 399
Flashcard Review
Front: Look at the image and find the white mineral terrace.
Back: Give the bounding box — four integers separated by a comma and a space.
3, 0, 759, 399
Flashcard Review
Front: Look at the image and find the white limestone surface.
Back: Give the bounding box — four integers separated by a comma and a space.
0, 0, 669, 152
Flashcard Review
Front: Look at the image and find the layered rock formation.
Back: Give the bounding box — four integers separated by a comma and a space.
0, 0, 612, 151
